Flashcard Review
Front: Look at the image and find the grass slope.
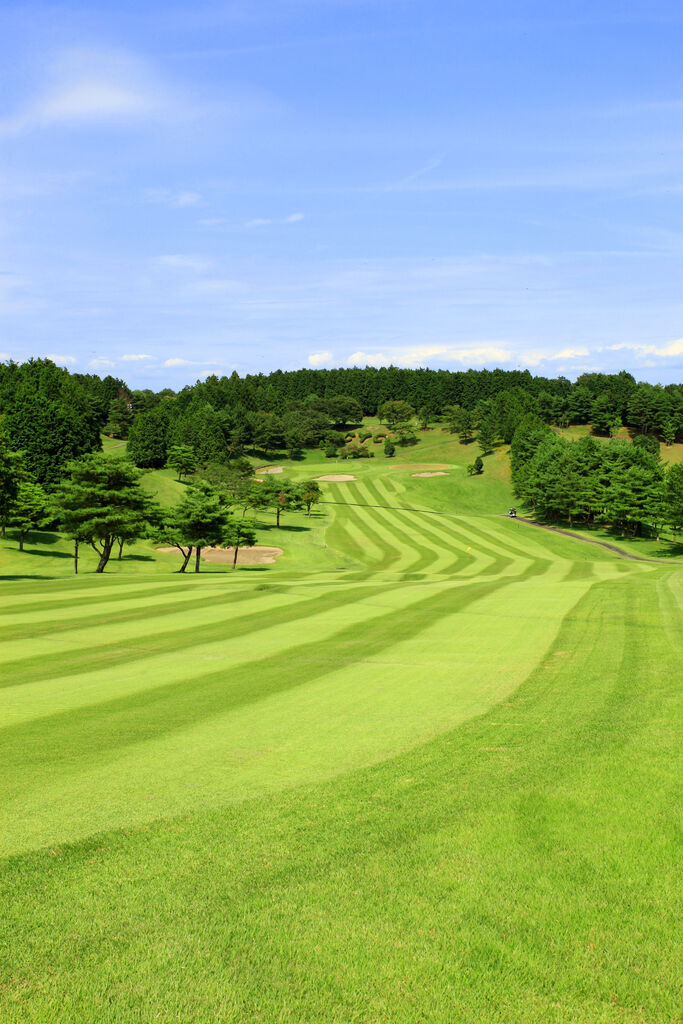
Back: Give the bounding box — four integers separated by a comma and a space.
1, 431, 681, 1022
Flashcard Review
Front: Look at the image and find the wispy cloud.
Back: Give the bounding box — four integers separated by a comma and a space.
521, 347, 589, 366
0, 49, 172, 136
89, 358, 115, 370
121, 353, 153, 361
606, 339, 683, 359
145, 188, 203, 207
156, 253, 211, 273
246, 212, 304, 227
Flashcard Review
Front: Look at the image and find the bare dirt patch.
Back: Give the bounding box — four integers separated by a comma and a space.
411, 471, 448, 477
315, 474, 357, 482
157, 546, 283, 565
255, 466, 284, 475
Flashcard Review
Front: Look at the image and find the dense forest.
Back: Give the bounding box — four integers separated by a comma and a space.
0, 358, 682, 554
1, 358, 680, 479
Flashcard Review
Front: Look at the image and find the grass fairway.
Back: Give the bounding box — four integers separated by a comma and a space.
1, 439, 681, 1022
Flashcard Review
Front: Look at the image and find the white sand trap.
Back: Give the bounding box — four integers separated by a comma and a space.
256, 466, 283, 474
315, 474, 356, 482
157, 546, 283, 565
412, 471, 448, 477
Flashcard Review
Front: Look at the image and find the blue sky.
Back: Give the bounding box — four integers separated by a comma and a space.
1, 0, 682, 388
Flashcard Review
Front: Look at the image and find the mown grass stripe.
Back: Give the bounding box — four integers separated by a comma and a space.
1, 576, 519, 792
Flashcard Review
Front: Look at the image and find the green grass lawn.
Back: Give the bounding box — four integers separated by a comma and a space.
1, 433, 681, 1022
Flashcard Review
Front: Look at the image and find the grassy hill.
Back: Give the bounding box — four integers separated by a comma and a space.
1, 428, 681, 1022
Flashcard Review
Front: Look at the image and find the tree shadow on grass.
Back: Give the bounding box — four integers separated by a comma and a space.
0, 574, 60, 581
22, 548, 73, 559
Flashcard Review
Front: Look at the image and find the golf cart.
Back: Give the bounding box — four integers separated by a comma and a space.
508, 507, 517, 518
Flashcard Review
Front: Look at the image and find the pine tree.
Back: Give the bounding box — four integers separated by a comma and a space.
9, 480, 48, 550
53, 455, 155, 573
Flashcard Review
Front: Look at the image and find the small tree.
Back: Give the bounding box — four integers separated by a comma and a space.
417, 406, 431, 430
223, 521, 257, 569
255, 478, 305, 528
477, 418, 496, 455
160, 482, 232, 572
9, 480, 49, 550
381, 400, 414, 430
664, 464, 683, 542
0, 436, 24, 537
395, 422, 417, 446
299, 480, 322, 517
104, 396, 133, 438
662, 419, 676, 447
167, 444, 198, 482
467, 456, 484, 476
384, 439, 395, 458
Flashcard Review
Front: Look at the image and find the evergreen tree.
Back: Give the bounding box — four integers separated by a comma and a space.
299, 480, 322, 517
664, 465, 683, 541
53, 455, 155, 573
104, 396, 133, 438
0, 434, 24, 537
222, 521, 257, 569
8, 479, 49, 550
127, 408, 168, 467
254, 479, 305, 528
477, 417, 496, 455
157, 482, 232, 572
167, 445, 198, 481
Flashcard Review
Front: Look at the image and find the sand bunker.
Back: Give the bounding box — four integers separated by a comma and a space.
256, 466, 283, 474
157, 546, 283, 565
412, 471, 448, 478
315, 474, 356, 482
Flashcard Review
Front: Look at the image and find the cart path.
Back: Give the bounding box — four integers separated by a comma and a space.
513, 516, 679, 565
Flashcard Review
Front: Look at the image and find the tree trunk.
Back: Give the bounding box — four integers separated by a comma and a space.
307, 502, 311, 517
95, 538, 114, 573
74, 538, 79, 575
195, 546, 202, 573
117, 538, 124, 560
232, 544, 239, 569
178, 545, 192, 573
19, 530, 24, 551
276, 507, 281, 527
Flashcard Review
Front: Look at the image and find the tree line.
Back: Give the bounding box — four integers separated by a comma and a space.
510, 417, 683, 541
1, 359, 680, 486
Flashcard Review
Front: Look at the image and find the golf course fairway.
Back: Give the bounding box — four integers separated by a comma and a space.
1, 448, 681, 1023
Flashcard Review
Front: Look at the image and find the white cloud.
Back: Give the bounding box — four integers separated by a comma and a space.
121, 353, 152, 361
308, 351, 333, 367
522, 347, 589, 366
88, 358, 115, 370
606, 339, 683, 358
246, 212, 304, 227
347, 351, 392, 367
163, 357, 217, 368
46, 353, 77, 366
0, 49, 171, 136
145, 188, 203, 208
347, 345, 513, 369
156, 253, 211, 273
